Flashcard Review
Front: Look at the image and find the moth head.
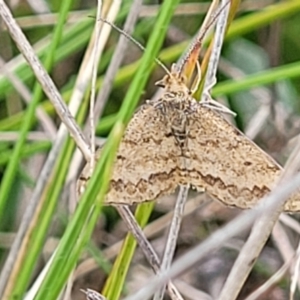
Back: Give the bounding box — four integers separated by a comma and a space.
155, 64, 190, 95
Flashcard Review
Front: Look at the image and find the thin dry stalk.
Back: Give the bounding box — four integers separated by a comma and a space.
290, 239, 300, 299
272, 221, 300, 291
24, 249, 57, 299
62, 270, 75, 300
177, 0, 220, 74
175, 280, 213, 300
122, 172, 300, 300
200, 0, 235, 118
81, 288, 107, 300
92, 0, 143, 123
217, 57, 272, 139
89, 0, 103, 172
26, 0, 49, 14
140, 0, 274, 18
66, 5, 107, 268
15, 11, 90, 29
203, 0, 230, 97
280, 214, 300, 235
272, 222, 295, 266
63, 12, 105, 298
153, 186, 188, 300
66, 0, 122, 192
245, 231, 300, 300
244, 260, 290, 300
0, 131, 50, 141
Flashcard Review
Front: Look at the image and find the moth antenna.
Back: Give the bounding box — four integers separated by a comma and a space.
99, 17, 172, 76
179, 0, 231, 74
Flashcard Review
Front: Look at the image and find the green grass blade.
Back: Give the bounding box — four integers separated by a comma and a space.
213, 61, 300, 97
0, 0, 74, 222
6, 139, 75, 299
103, 203, 154, 299
34, 0, 180, 298
0, 142, 51, 166
226, 0, 300, 40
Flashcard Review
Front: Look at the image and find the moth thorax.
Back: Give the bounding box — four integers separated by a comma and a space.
156, 73, 190, 96
171, 115, 188, 149
166, 78, 190, 96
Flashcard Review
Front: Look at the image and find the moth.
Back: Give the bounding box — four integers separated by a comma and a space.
77, 6, 300, 212
77, 59, 300, 212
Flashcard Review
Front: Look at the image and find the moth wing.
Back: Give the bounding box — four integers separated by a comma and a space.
185, 105, 300, 211
106, 104, 182, 205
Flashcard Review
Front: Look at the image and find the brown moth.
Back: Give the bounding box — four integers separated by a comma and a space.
77, 62, 300, 211
77, 4, 300, 212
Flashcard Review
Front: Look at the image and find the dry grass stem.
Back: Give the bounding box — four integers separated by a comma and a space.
90, 0, 103, 172
290, 239, 300, 299
13, 1, 274, 30
24, 249, 57, 300
203, 0, 230, 97
66, 0, 121, 185
63, 270, 75, 300
0, 131, 51, 142
67, 0, 105, 278
153, 186, 189, 300
279, 214, 300, 234
81, 288, 107, 300
140, 0, 274, 18
175, 280, 213, 300
272, 223, 296, 286
272, 222, 296, 269
14, 10, 90, 28
26, 0, 49, 14
66, 0, 122, 192
217, 58, 273, 139
244, 260, 290, 300
92, 0, 143, 124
